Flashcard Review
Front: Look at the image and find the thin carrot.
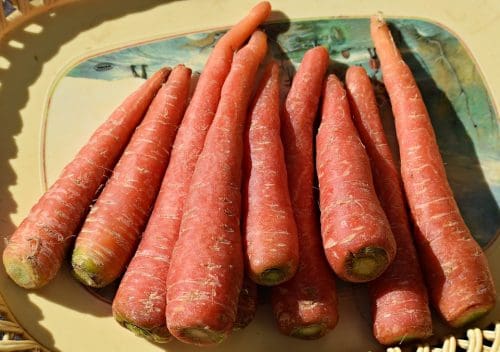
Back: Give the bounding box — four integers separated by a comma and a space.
111, 2, 271, 343
2, 68, 170, 289
233, 274, 258, 331
316, 74, 396, 283
243, 61, 299, 286
271, 46, 338, 340
166, 31, 268, 346
71, 65, 191, 288
346, 65, 432, 345
371, 15, 496, 327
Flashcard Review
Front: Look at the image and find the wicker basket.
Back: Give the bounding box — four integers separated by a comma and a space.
0, 1, 498, 351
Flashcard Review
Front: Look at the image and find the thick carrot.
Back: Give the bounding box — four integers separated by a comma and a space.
166, 31, 268, 346
316, 73, 396, 283
233, 275, 258, 331
371, 15, 496, 327
271, 46, 338, 340
243, 61, 299, 286
346, 66, 432, 345
2, 68, 169, 289
111, 2, 271, 343
71, 65, 191, 288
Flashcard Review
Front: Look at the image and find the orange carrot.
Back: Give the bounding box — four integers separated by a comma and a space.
71, 65, 191, 288
111, 2, 271, 343
371, 15, 496, 327
166, 31, 268, 346
233, 275, 258, 331
243, 61, 299, 286
346, 65, 432, 345
316, 74, 396, 283
2, 68, 170, 289
271, 46, 338, 339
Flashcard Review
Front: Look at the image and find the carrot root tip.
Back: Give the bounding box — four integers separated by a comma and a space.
345, 246, 390, 282
178, 327, 227, 346
290, 324, 327, 340
121, 321, 172, 344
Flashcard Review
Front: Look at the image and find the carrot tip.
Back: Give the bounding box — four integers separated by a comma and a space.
290, 324, 328, 340
3, 257, 40, 289
177, 327, 227, 346
345, 246, 390, 282
120, 321, 172, 344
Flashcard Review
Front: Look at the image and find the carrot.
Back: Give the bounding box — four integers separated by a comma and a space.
233, 275, 258, 331
243, 61, 299, 286
166, 31, 268, 346
111, 2, 271, 343
71, 65, 191, 288
345, 65, 432, 345
371, 15, 496, 327
316, 73, 396, 283
2, 68, 170, 289
271, 46, 338, 339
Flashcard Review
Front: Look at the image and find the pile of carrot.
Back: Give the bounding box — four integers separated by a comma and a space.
2, 1, 496, 349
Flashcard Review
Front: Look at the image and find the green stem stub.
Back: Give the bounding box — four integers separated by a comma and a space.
122, 322, 171, 344
71, 250, 104, 288
291, 324, 327, 340
179, 327, 227, 346
346, 246, 389, 282
450, 304, 493, 328
259, 267, 287, 286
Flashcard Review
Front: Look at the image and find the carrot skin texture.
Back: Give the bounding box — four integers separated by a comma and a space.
233, 275, 258, 331
317, 74, 396, 284
271, 46, 338, 339
72, 65, 191, 288
2, 68, 170, 289
346, 66, 432, 345
371, 16, 496, 327
243, 61, 299, 286
166, 31, 268, 346
110, 3, 271, 342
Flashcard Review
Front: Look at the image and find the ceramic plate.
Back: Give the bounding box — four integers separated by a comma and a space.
0, 1, 498, 351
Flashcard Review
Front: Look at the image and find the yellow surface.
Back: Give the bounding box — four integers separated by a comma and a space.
0, 0, 498, 351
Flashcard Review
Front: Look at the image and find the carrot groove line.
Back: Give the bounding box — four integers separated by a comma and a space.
371, 15, 496, 327
166, 30, 268, 347
316, 74, 396, 283
346, 65, 432, 345
243, 61, 299, 286
71, 65, 192, 289
111, 2, 271, 343
271, 46, 338, 340
3, 67, 170, 289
